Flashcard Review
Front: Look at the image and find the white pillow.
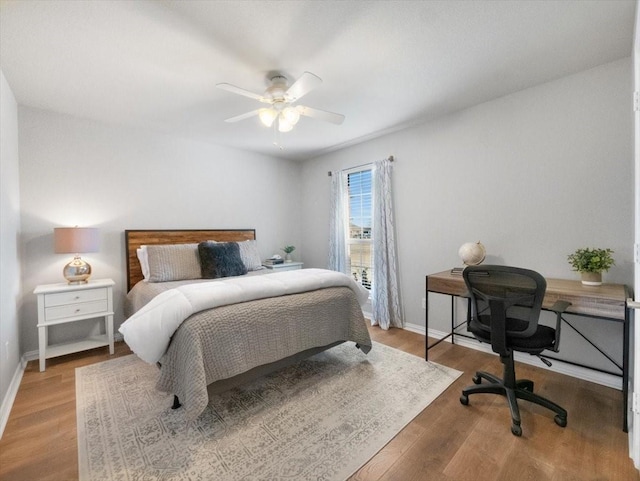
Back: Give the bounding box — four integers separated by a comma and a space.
237, 240, 263, 271
137, 246, 150, 280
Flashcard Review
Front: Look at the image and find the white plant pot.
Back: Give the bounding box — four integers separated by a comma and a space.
580, 272, 602, 286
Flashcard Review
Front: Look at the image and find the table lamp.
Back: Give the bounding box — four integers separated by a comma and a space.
54, 227, 100, 284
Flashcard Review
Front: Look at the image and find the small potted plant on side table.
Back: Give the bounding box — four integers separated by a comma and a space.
567, 247, 614, 286
282, 245, 295, 263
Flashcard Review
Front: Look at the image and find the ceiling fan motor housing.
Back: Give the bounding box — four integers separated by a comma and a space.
266, 75, 289, 102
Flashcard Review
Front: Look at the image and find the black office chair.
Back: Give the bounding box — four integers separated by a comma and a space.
459, 265, 570, 436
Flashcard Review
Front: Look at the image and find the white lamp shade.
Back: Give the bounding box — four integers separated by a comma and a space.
278, 116, 294, 132
54, 227, 100, 254
281, 107, 300, 125
258, 108, 277, 127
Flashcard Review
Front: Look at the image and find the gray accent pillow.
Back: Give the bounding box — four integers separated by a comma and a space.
236, 240, 262, 271
198, 241, 248, 279
146, 244, 201, 282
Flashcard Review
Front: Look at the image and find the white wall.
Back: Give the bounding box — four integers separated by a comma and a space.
0, 70, 22, 431
18, 107, 303, 353
301, 58, 633, 372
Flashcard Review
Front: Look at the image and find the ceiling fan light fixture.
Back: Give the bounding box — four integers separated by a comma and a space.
278, 115, 294, 133
282, 106, 300, 126
258, 108, 277, 127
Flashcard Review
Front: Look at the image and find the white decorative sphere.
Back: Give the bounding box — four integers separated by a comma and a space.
458, 241, 486, 266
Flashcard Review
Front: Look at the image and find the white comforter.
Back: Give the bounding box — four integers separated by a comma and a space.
119, 268, 369, 364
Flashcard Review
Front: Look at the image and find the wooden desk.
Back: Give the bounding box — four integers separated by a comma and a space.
425, 269, 631, 431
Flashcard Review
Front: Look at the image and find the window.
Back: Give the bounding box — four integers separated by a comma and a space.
345, 168, 373, 289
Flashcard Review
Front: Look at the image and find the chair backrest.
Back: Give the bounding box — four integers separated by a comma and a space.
463, 265, 546, 353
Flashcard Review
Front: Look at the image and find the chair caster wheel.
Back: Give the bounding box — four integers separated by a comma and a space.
511, 424, 522, 436
472, 375, 481, 385
554, 415, 567, 428
460, 394, 469, 406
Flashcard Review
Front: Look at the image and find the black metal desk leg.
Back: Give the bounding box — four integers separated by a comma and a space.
450, 296, 455, 345
623, 305, 630, 432
425, 276, 429, 361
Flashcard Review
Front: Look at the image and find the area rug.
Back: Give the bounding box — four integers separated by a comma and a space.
76, 341, 461, 481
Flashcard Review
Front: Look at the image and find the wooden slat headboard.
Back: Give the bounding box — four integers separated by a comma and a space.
125, 229, 256, 291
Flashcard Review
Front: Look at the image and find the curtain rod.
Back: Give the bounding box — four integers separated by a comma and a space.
327, 155, 394, 176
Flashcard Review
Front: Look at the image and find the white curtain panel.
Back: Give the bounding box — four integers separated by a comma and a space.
372, 158, 403, 329
328, 171, 348, 273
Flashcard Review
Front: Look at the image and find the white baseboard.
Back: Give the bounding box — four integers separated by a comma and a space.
0, 355, 28, 439
23, 349, 38, 361
403, 322, 622, 390
403, 322, 426, 336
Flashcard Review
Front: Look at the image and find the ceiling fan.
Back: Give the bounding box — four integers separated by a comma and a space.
216, 72, 345, 133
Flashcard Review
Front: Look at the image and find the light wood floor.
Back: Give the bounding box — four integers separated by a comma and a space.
0, 326, 637, 481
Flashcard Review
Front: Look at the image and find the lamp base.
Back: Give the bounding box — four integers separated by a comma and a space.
63, 255, 92, 284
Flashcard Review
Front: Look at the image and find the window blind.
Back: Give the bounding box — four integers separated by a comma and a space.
346, 169, 373, 289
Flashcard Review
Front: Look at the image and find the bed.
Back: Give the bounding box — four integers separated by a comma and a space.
120, 229, 373, 421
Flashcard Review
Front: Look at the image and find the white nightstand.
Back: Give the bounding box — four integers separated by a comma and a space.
34, 278, 115, 371
262, 261, 304, 272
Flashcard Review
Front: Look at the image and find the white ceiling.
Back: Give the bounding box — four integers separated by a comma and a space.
0, 0, 635, 161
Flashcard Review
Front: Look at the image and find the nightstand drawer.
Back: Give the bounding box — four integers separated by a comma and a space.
45, 299, 109, 321
44, 287, 108, 307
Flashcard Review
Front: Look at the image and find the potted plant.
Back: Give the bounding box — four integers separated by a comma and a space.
281, 245, 295, 262
567, 247, 614, 286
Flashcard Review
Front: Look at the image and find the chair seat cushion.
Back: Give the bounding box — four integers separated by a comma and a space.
469, 316, 555, 353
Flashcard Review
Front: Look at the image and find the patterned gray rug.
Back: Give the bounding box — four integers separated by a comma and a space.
76, 341, 461, 481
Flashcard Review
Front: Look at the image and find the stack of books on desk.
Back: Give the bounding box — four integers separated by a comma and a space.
263, 258, 284, 266
451, 266, 490, 276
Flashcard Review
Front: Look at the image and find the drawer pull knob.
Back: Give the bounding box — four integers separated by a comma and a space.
75, 296, 80, 300
75, 309, 81, 313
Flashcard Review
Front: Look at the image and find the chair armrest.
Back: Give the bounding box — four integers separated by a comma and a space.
548, 300, 571, 352
549, 300, 571, 314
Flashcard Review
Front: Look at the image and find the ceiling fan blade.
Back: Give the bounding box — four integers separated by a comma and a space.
224, 109, 261, 123
216, 83, 268, 102
285, 72, 322, 102
296, 105, 345, 125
